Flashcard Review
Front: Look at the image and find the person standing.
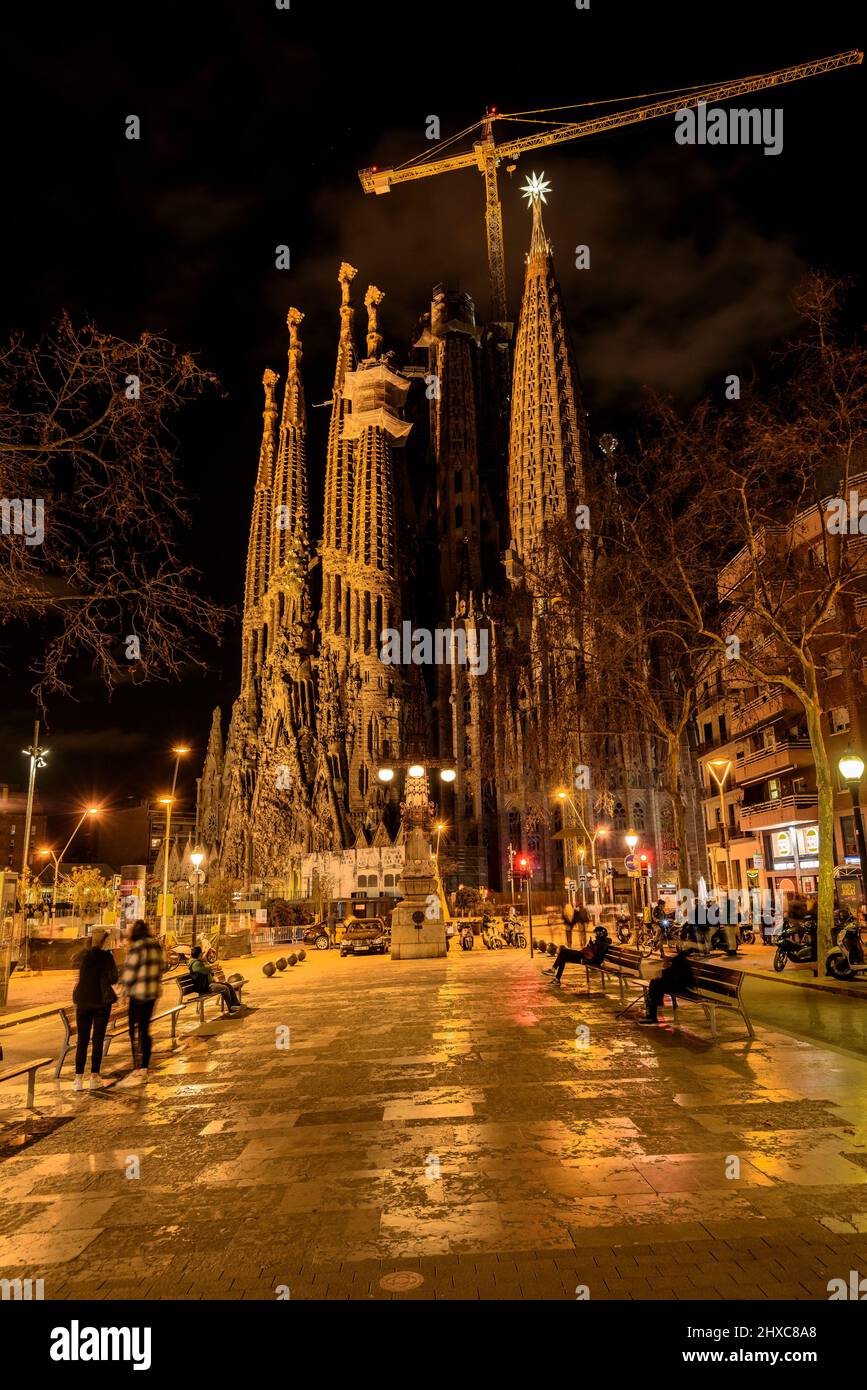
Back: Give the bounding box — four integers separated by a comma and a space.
71, 928, 119, 1091
120, 919, 163, 1081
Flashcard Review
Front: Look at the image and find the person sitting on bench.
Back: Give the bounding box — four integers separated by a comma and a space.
636, 945, 701, 1024
189, 947, 242, 1013
544, 925, 611, 986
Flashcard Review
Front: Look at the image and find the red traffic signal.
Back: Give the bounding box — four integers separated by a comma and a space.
515, 854, 532, 881
639, 852, 651, 878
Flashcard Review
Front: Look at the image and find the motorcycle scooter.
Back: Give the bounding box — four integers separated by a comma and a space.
773, 918, 816, 972
825, 916, 867, 981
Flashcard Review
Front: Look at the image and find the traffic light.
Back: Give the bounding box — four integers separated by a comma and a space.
515, 854, 532, 881
639, 853, 650, 879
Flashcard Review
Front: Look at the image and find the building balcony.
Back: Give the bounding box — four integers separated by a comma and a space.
729, 687, 801, 737
738, 793, 819, 833
734, 741, 813, 786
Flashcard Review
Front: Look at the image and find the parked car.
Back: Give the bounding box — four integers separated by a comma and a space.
302, 921, 333, 951
339, 918, 388, 956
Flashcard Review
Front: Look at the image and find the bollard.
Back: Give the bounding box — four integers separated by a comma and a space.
547, 942, 557, 957
262, 961, 276, 978
537, 939, 547, 953
275, 957, 287, 972
297, 949, 306, 962
288, 953, 298, 967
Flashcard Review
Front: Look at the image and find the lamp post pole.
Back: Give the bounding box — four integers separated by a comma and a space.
19, 720, 48, 970
708, 759, 734, 903
625, 829, 639, 942
160, 746, 190, 937
839, 752, 867, 910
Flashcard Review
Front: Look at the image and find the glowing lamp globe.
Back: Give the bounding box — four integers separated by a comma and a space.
839, 751, 865, 783
377, 768, 395, 783
408, 765, 425, 779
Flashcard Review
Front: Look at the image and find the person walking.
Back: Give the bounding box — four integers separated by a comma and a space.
120, 919, 163, 1081
71, 928, 119, 1091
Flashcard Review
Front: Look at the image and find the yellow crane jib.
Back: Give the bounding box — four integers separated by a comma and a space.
358, 49, 862, 320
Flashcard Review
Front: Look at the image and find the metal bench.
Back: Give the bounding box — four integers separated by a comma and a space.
665, 960, 754, 1038
617, 958, 754, 1038
0, 1056, 54, 1109
175, 973, 247, 1023
55, 999, 186, 1078
582, 945, 645, 1000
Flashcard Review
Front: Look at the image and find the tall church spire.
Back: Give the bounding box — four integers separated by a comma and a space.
271, 307, 308, 605
322, 264, 358, 653
507, 173, 587, 571
242, 368, 279, 691
342, 289, 412, 824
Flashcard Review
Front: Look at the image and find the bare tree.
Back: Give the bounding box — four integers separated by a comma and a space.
0, 313, 228, 700
613, 275, 867, 960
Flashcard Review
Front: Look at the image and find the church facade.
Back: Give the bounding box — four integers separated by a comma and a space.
196, 187, 703, 902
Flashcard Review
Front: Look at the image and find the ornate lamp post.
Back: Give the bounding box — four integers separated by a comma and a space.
160, 744, 190, 936
18, 721, 49, 970
625, 828, 639, 940
839, 750, 867, 911
190, 849, 205, 949
708, 758, 734, 895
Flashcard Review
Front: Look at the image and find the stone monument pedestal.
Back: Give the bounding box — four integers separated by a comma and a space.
390, 826, 447, 960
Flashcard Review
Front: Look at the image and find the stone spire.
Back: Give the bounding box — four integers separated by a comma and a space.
507, 176, 587, 571
242, 368, 279, 690
364, 285, 385, 360
321, 264, 358, 653
271, 308, 309, 607
341, 290, 412, 824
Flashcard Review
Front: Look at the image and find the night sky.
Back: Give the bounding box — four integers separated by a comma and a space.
0, 0, 862, 829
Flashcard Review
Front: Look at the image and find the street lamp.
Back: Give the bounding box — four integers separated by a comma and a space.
839, 750, 867, 912
160, 745, 190, 937
408, 764, 425, 779
47, 807, 101, 919
18, 721, 48, 970
439, 768, 457, 783
625, 829, 639, 939
190, 848, 205, 949
707, 758, 734, 894
377, 767, 395, 783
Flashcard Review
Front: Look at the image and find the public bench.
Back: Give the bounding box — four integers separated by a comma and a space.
0, 1056, 54, 1109
174, 972, 248, 1024
581, 945, 645, 999
574, 947, 754, 1039
55, 998, 186, 1078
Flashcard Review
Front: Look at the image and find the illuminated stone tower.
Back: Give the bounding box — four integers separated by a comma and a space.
342, 287, 412, 828
496, 174, 591, 889
241, 368, 279, 708
507, 173, 586, 569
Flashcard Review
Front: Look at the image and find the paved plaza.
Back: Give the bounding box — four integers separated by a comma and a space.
2, 947, 867, 1300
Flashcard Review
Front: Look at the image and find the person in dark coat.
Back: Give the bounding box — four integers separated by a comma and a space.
71, 928, 118, 1091
636, 945, 701, 1024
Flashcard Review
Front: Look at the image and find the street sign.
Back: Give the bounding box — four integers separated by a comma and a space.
624, 853, 637, 872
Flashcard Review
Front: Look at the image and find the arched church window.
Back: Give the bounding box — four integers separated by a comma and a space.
612, 800, 626, 830
633, 800, 646, 831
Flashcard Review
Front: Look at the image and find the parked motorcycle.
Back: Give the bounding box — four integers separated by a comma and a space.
826, 914, 867, 981
460, 925, 474, 951
170, 933, 219, 968
615, 914, 632, 945
773, 918, 816, 972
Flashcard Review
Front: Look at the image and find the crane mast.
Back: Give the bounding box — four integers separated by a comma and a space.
359, 49, 862, 322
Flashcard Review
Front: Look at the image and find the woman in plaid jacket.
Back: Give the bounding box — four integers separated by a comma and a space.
120, 920, 163, 1079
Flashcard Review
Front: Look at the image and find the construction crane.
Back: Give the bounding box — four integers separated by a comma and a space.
359, 50, 862, 324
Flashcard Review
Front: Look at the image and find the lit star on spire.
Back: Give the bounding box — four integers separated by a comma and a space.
521, 172, 552, 207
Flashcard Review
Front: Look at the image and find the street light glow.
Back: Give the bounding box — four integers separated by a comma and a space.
625, 829, 639, 851
408, 764, 425, 779
440, 768, 456, 783
377, 767, 395, 783
190, 850, 205, 869
839, 751, 865, 783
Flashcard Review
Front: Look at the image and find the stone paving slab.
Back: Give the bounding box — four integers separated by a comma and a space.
1, 948, 866, 1300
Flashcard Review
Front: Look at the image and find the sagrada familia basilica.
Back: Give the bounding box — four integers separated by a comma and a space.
196, 179, 702, 902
